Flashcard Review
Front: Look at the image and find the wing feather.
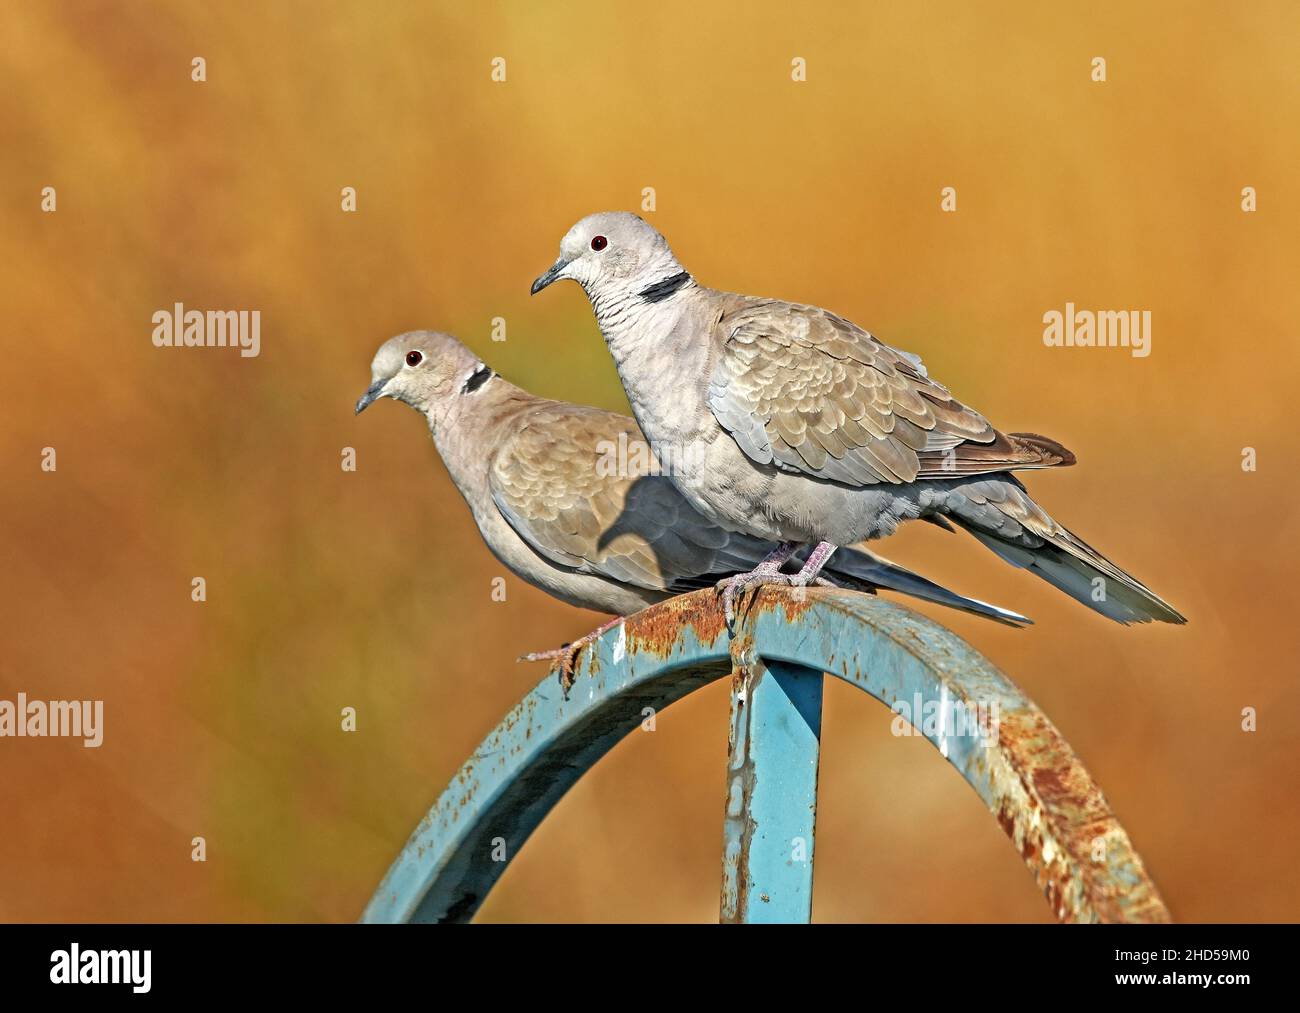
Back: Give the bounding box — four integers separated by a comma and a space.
708, 299, 1073, 486
489, 404, 777, 592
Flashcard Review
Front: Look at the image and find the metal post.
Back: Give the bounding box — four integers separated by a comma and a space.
721, 645, 823, 924
362, 587, 1171, 924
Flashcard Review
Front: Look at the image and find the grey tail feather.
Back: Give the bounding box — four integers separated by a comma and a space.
825, 546, 1032, 628
956, 523, 1186, 626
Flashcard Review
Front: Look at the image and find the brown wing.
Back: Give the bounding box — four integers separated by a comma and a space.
489, 403, 774, 591
707, 299, 1073, 485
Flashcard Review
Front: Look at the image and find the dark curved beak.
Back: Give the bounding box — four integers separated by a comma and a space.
355, 380, 386, 415
530, 257, 568, 295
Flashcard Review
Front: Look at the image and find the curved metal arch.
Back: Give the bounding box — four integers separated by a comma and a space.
361, 587, 1169, 924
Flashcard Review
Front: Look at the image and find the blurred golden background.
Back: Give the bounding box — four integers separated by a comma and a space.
2, 0, 1297, 922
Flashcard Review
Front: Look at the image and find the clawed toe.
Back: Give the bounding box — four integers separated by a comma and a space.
517, 644, 572, 664
519, 642, 581, 695
718, 571, 798, 625
555, 652, 579, 695
717, 567, 840, 624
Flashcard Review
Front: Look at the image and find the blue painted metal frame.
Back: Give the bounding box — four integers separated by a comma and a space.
721, 652, 822, 923
362, 587, 1169, 924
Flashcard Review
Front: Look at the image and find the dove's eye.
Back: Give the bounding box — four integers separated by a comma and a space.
591, 235, 608, 251
405, 351, 423, 367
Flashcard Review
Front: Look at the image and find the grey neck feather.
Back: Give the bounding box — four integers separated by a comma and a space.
596, 290, 715, 447
589, 264, 694, 347
424, 378, 532, 511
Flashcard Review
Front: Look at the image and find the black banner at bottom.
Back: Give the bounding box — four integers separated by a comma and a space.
0, 922, 1282, 999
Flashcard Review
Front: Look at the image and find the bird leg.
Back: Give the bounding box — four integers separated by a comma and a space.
792, 540, 839, 582
718, 540, 840, 624
518, 615, 625, 696
715, 541, 799, 621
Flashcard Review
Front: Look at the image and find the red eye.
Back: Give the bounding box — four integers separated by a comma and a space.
591, 235, 608, 251
405, 351, 423, 367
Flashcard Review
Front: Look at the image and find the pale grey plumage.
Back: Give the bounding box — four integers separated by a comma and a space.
708, 299, 1073, 483
531, 213, 1185, 625
356, 330, 1030, 626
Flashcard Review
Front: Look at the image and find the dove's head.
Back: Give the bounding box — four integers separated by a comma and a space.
355, 330, 495, 420
531, 211, 689, 306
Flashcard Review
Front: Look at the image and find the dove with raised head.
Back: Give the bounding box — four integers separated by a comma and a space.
530, 213, 1184, 626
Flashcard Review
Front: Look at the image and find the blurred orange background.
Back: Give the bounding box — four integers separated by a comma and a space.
2, 0, 1297, 922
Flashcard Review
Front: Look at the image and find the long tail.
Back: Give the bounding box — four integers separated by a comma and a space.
822, 545, 1032, 628
938, 477, 1186, 625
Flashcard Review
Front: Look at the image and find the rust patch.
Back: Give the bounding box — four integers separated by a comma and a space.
626, 588, 729, 657
717, 658, 759, 922
988, 705, 1169, 923
620, 586, 834, 661
744, 585, 821, 625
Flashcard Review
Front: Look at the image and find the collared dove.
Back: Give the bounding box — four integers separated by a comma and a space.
531, 213, 1185, 626
356, 331, 1029, 683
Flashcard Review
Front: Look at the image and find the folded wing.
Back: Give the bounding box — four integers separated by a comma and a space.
707, 299, 1074, 486
489, 403, 771, 592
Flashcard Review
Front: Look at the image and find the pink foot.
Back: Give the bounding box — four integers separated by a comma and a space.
519, 616, 623, 695
717, 541, 839, 624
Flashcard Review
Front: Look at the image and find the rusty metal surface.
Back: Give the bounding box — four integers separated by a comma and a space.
361, 586, 1169, 923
